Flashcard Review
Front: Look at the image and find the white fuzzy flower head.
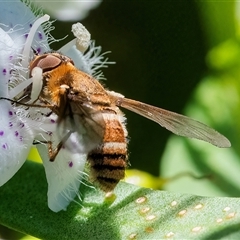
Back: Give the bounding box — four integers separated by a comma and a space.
0, 0, 112, 212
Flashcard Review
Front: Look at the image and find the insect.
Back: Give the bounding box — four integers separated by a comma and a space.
22, 52, 231, 192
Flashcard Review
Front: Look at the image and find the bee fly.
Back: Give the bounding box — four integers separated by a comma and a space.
23, 52, 231, 192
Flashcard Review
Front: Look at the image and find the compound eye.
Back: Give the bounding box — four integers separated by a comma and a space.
30, 54, 62, 76
37, 55, 62, 72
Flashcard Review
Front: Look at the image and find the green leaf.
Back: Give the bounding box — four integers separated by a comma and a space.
1, 161, 240, 239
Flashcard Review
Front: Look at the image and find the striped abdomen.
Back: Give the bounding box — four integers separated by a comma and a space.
88, 109, 128, 192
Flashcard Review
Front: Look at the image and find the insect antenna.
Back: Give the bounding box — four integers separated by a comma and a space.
0, 97, 54, 110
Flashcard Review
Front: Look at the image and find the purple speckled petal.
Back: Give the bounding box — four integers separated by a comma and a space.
0, 28, 15, 97
50, 119, 56, 123
0, 102, 34, 186
2, 69, 7, 75
0, 0, 49, 57
38, 31, 43, 40
68, 161, 73, 168
37, 132, 87, 212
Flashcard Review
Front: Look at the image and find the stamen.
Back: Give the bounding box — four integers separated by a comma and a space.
58, 23, 91, 54
21, 14, 50, 70
58, 38, 77, 54
30, 67, 43, 102
72, 22, 90, 53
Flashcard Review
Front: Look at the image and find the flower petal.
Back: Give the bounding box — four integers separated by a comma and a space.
0, 28, 16, 97
0, 101, 34, 186
0, 0, 49, 56
0, 1, 50, 186
37, 132, 88, 212
32, 0, 102, 21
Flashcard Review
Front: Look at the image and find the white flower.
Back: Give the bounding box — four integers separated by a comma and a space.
0, 0, 50, 186
0, 0, 111, 212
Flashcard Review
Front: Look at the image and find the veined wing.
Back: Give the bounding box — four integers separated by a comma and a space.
63, 100, 105, 154
115, 97, 231, 148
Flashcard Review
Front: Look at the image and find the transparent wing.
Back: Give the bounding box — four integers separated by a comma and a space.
65, 101, 105, 154
116, 97, 230, 148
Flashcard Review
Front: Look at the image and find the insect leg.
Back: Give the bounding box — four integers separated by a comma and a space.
49, 130, 73, 162
33, 131, 73, 162
32, 140, 48, 145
